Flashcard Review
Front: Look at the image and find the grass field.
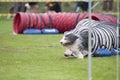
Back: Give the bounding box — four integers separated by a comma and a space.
0, 1, 120, 79
0, 16, 120, 80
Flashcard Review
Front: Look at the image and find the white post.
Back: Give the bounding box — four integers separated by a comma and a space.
116, 1, 119, 80
88, 0, 92, 80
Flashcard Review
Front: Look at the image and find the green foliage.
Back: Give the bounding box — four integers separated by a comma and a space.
0, 17, 120, 80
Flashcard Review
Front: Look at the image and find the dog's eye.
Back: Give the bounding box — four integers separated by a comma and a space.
65, 34, 70, 37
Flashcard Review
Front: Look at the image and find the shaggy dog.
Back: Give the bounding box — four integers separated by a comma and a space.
60, 31, 88, 59
60, 19, 119, 59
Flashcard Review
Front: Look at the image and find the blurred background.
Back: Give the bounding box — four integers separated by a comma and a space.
0, 1, 119, 13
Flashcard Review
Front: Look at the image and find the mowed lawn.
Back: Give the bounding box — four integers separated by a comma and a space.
0, 17, 120, 80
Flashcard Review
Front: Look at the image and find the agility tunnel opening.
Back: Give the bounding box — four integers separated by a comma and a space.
14, 13, 22, 33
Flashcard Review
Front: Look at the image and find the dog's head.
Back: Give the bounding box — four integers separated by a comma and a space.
60, 31, 79, 46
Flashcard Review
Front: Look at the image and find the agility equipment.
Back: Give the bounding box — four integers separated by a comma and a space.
70, 19, 119, 57
41, 28, 59, 34
13, 12, 117, 34
93, 48, 112, 57
111, 48, 120, 55
93, 48, 120, 57
23, 29, 41, 34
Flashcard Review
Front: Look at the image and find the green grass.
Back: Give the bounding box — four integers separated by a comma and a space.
0, 16, 120, 80
0, 1, 120, 80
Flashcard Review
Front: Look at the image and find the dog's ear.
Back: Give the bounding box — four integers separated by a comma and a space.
68, 33, 79, 41
71, 33, 79, 39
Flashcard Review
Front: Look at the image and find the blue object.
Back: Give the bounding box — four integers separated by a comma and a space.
41, 28, 59, 34
110, 48, 120, 55
23, 29, 42, 34
94, 48, 112, 57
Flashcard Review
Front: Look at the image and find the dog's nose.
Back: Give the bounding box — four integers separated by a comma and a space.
64, 54, 69, 57
60, 42, 63, 44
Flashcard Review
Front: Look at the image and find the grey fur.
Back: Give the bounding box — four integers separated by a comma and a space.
62, 33, 79, 46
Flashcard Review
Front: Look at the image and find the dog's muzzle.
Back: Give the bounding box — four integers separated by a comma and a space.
60, 41, 67, 46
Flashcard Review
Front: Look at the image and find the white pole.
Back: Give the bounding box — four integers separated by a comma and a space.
88, 0, 92, 80
116, 0, 119, 80
91, 1, 99, 10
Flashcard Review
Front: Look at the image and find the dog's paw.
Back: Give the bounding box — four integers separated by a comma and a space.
77, 53, 84, 59
77, 57, 84, 59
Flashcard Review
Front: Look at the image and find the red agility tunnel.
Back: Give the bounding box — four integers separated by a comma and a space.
13, 12, 117, 34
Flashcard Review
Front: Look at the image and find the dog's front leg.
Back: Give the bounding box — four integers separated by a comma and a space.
76, 51, 84, 59
64, 48, 73, 57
